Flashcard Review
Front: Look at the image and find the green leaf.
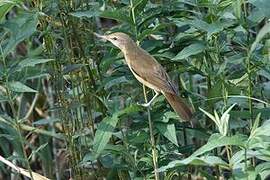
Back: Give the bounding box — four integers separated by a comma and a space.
138, 23, 172, 41
20, 124, 64, 139
104, 144, 126, 153
199, 108, 219, 126
93, 105, 141, 157
250, 22, 270, 54
229, 149, 268, 168
156, 123, 178, 146
104, 76, 129, 90
248, 8, 265, 23
160, 111, 178, 123
0, 94, 8, 102
2, 12, 39, 57
29, 143, 48, 160
63, 64, 84, 74
159, 156, 228, 172
0, 0, 21, 6
100, 10, 133, 25
249, 0, 270, 18
255, 162, 270, 180
0, 1, 15, 21
0, 115, 15, 127
172, 43, 205, 61
138, 9, 162, 28
159, 133, 247, 171
187, 19, 232, 39
7, 81, 37, 93
219, 103, 236, 136
0, 1, 22, 21
232, 0, 242, 19
248, 120, 270, 148
69, 10, 100, 18
17, 58, 54, 70
32, 118, 60, 126
129, 131, 149, 144
249, 113, 261, 140
230, 150, 246, 166
19, 58, 54, 68
192, 133, 247, 157
133, 0, 148, 15
93, 115, 119, 155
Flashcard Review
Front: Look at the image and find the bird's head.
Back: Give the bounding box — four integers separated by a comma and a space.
94, 32, 134, 50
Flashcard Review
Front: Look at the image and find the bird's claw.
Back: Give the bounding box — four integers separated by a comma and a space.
137, 102, 152, 109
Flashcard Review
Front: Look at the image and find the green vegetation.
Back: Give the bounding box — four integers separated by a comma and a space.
0, 0, 270, 179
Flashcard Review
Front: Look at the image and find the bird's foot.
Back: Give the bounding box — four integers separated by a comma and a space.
137, 102, 152, 109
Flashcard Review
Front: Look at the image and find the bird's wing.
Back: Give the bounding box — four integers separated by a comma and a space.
129, 48, 178, 95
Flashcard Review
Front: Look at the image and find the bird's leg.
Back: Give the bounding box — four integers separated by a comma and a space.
138, 90, 159, 107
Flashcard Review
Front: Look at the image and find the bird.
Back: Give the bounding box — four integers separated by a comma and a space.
94, 32, 192, 121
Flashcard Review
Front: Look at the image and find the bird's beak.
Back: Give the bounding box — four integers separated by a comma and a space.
94, 32, 108, 42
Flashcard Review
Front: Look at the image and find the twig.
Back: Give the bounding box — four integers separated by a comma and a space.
143, 85, 159, 180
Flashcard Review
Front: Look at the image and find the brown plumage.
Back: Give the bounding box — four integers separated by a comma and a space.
95, 32, 193, 121
163, 93, 192, 121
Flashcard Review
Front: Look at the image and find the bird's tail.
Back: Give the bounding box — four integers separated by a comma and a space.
163, 92, 192, 121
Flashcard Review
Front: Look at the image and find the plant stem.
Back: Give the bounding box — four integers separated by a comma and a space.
130, 0, 138, 39
143, 85, 159, 180
0, 44, 34, 180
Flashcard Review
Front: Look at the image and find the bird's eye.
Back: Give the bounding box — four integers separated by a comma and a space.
112, 37, 117, 40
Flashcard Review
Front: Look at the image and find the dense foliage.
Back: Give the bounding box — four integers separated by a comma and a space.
0, 0, 270, 179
